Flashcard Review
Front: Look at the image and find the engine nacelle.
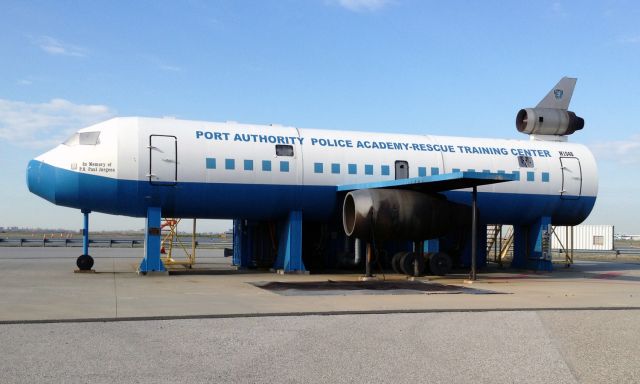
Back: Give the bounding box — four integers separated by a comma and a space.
516, 108, 584, 136
342, 189, 470, 242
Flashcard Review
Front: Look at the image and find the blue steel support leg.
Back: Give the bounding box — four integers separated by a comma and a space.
274, 210, 306, 273
425, 239, 439, 253
82, 210, 90, 256
232, 219, 254, 268
139, 207, 166, 273
511, 217, 552, 271
75, 209, 95, 270
232, 219, 242, 267
529, 216, 553, 271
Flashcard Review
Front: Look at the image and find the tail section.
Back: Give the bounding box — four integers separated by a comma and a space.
516, 76, 584, 138
535, 77, 577, 110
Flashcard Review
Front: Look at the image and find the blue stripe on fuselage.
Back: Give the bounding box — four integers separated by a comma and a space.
27, 160, 595, 225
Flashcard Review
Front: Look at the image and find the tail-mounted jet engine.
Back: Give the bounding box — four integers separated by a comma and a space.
342, 189, 470, 242
516, 108, 584, 136
515, 76, 584, 136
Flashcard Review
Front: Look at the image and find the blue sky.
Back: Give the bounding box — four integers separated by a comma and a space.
1, 0, 639, 233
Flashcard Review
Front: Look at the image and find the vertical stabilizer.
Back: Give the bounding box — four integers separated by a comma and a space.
535, 77, 577, 110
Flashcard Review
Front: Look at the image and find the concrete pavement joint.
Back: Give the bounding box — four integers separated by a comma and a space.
2, 306, 640, 325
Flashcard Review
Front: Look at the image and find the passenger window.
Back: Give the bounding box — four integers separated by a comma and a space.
276, 145, 294, 157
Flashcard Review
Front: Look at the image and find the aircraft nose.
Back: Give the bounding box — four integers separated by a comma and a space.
27, 159, 56, 203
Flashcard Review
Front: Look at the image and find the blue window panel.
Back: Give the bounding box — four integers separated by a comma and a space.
511, 171, 520, 181
280, 161, 290, 172
314, 163, 323, 173
262, 160, 271, 172
244, 160, 253, 171
331, 163, 340, 174
497, 170, 506, 174
418, 167, 426, 177
205, 158, 216, 169
225, 159, 235, 170
482, 169, 491, 174
542, 172, 550, 182
348, 164, 357, 175
365, 164, 374, 175
527, 171, 535, 182
452, 168, 460, 173
431, 167, 439, 175
467, 169, 476, 173
381, 165, 390, 176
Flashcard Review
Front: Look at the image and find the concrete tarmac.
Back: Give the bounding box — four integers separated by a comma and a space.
1, 247, 640, 383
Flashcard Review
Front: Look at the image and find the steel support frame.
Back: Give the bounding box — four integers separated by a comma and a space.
511, 216, 553, 271
232, 219, 253, 268
273, 210, 306, 273
81, 210, 90, 256
139, 206, 166, 273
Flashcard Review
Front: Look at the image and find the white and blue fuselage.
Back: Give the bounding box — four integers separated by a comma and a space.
27, 116, 598, 226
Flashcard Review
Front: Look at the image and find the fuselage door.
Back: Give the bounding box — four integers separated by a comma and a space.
149, 135, 177, 185
560, 157, 581, 199
395, 160, 409, 180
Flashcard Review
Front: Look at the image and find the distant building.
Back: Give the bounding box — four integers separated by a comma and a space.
552, 225, 614, 251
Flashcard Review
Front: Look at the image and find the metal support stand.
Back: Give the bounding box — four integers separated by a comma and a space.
359, 242, 379, 281
511, 216, 552, 271
469, 186, 478, 281
75, 209, 94, 271
566, 226, 574, 266
82, 210, 90, 256
274, 210, 306, 273
570, 226, 574, 265
365, 243, 373, 277
232, 219, 251, 268
354, 238, 362, 265
160, 218, 196, 267
192, 219, 197, 262
139, 206, 167, 274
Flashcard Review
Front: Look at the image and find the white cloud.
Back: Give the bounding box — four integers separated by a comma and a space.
0, 98, 115, 148
159, 64, 182, 72
590, 134, 640, 165
36, 36, 87, 57
332, 0, 393, 12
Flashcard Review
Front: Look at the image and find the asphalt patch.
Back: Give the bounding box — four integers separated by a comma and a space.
251, 280, 503, 296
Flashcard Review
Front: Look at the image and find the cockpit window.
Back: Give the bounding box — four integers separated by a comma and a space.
64, 131, 100, 146
63, 133, 79, 146
79, 131, 100, 145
